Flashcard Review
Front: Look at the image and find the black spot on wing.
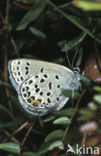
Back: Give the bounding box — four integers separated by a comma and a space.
44, 74, 48, 78
35, 88, 40, 93
21, 77, 24, 81
27, 92, 31, 96
26, 62, 30, 66
18, 72, 20, 75
18, 61, 20, 65
48, 82, 52, 89
24, 93, 27, 97
26, 86, 29, 91
57, 85, 60, 88
17, 67, 19, 70
22, 88, 25, 92
35, 75, 38, 78
40, 68, 44, 73
55, 75, 59, 80
29, 80, 33, 84
47, 98, 51, 103
47, 92, 51, 96
56, 97, 59, 101
40, 79, 45, 83
27, 99, 31, 103
40, 92, 43, 96
34, 84, 38, 88
25, 67, 29, 70
25, 71, 29, 75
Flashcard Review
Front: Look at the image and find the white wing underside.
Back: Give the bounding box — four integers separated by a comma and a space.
8, 59, 79, 116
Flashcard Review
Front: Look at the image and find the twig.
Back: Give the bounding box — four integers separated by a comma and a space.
4, 0, 14, 115
3, 129, 20, 144
81, 133, 87, 146
10, 35, 20, 57
14, 2, 31, 10
21, 118, 35, 147
62, 89, 87, 142
2, 122, 28, 143
4, 0, 10, 31
59, 2, 72, 9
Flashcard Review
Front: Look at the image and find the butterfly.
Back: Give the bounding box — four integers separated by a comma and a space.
8, 59, 81, 116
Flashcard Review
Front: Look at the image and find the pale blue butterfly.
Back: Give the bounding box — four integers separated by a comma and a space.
8, 59, 81, 116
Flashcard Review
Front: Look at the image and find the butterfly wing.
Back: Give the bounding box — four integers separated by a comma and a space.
8, 59, 79, 116
8, 59, 73, 91
8, 59, 31, 92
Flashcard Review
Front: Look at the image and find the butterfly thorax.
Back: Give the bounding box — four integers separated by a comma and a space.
68, 68, 81, 90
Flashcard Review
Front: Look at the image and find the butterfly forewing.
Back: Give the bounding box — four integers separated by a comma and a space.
8, 59, 73, 90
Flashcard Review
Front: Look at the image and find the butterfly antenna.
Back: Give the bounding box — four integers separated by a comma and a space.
71, 48, 79, 68
64, 40, 72, 69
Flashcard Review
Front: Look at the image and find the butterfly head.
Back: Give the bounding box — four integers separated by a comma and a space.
69, 67, 81, 90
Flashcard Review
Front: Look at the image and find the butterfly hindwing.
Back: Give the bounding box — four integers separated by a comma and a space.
18, 72, 70, 115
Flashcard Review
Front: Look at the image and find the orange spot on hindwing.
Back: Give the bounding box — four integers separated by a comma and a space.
27, 97, 41, 108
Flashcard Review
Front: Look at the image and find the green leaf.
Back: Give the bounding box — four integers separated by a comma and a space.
53, 116, 70, 124
81, 75, 91, 86
61, 32, 86, 51
80, 108, 92, 115
38, 140, 64, 154
0, 121, 17, 129
78, 114, 93, 121
48, 140, 64, 150
53, 108, 74, 116
43, 115, 55, 122
52, 58, 64, 65
23, 152, 41, 156
76, 47, 83, 66
11, 95, 19, 105
29, 27, 46, 39
94, 94, 101, 104
7, 24, 12, 32
45, 130, 64, 142
62, 90, 79, 99
17, 0, 47, 30
74, 0, 101, 11
0, 142, 20, 154
93, 86, 101, 92
0, 105, 10, 115
22, 0, 34, 4
1, 82, 12, 88
38, 142, 50, 154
